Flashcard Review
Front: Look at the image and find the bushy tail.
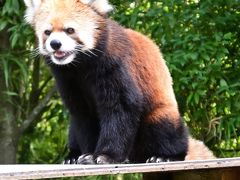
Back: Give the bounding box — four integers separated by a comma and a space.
185, 137, 215, 160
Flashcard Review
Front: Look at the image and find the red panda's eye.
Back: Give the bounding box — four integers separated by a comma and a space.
44, 30, 52, 36
65, 28, 75, 34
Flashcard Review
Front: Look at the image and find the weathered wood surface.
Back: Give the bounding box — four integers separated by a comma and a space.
0, 158, 240, 180
143, 167, 240, 180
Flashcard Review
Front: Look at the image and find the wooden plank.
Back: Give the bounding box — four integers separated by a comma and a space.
0, 158, 240, 180
143, 167, 240, 180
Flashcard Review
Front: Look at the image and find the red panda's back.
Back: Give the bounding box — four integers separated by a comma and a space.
123, 28, 180, 123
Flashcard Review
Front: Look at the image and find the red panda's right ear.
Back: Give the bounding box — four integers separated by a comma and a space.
24, 0, 43, 24
80, 0, 113, 14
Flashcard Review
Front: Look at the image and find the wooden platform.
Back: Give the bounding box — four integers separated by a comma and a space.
0, 158, 240, 180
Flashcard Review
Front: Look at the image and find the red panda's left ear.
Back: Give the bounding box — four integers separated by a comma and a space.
24, 0, 44, 24
80, 0, 113, 14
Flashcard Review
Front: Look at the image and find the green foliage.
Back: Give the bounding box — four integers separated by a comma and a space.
18, 99, 68, 164
0, 0, 239, 167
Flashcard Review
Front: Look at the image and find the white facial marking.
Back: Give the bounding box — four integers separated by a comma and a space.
63, 21, 96, 51
77, 21, 97, 50
38, 37, 48, 55
45, 32, 76, 52
37, 24, 52, 55
39, 32, 77, 65
51, 54, 76, 65
37, 20, 98, 65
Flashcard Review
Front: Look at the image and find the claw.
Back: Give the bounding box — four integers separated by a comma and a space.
63, 159, 71, 164
146, 156, 157, 163
146, 156, 168, 163
96, 155, 114, 164
95, 155, 129, 164
156, 157, 164, 163
71, 158, 76, 164
76, 154, 95, 164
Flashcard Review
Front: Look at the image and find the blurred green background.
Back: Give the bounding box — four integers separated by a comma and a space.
0, 0, 239, 169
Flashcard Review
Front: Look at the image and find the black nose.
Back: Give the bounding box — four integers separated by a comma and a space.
50, 40, 62, 50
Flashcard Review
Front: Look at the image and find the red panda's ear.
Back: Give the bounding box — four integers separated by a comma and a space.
80, 0, 113, 14
24, 0, 43, 24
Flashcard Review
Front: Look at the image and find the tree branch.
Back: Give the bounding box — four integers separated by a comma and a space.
38, 76, 53, 96
19, 86, 57, 135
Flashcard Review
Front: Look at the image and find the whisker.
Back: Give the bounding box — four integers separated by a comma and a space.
75, 47, 91, 57
69, 62, 77, 67
72, 60, 81, 64
95, 49, 104, 54
76, 44, 105, 57
46, 60, 54, 66
76, 50, 91, 57
86, 49, 97, 57
30, 47, 41, 58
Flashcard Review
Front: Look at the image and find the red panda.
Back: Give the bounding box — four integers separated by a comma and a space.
24, 0, 189, 164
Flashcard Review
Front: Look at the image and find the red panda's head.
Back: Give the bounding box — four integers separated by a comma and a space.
24, 0, 112, 65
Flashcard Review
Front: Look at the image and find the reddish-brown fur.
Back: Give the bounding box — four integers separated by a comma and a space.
51, 19, 64, 32
106, 25, 180, 125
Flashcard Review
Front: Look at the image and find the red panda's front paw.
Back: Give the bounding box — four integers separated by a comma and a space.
95, 155, 129, 164
76, 154, 115, 164
76, 154, 95, 164
146, 156, 171, 163
95, 155, 116, 164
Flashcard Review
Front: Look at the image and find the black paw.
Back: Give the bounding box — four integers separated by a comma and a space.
94, 155, 115, 164
63, 154, 94, 164
95, 155, 129, 164
63, 154, 129, 164
64, 154, 115, 164
76, 154, 95, 164
146, 156, 171, 163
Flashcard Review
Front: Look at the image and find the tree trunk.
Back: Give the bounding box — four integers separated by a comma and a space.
0, 66, 19, 164
0, 30, 18, 164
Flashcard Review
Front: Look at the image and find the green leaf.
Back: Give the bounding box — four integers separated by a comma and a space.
201, 53, 210, 61
4, 91, 18, 96
0, 21, 8, 31
220, 79, 228, 88
223, 32, 232, 40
